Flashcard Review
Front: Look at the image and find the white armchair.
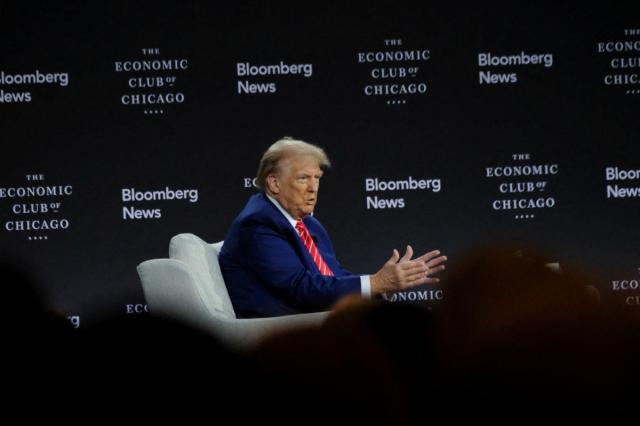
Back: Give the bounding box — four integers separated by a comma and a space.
136, 233, 328, 350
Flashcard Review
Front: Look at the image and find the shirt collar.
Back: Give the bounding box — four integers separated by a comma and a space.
265, 193, 298, 228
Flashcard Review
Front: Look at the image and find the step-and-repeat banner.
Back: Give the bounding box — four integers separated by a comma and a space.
1, 1, 638, 328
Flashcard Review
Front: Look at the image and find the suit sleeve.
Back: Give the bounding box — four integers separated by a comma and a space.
239, 220, 362, 311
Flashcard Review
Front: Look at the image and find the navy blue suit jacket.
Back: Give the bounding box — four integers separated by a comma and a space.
219, 193, 362, 318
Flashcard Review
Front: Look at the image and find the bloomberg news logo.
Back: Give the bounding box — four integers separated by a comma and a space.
605, 166, 640, 199
364, 176, 441, 210
67, 315, 80, 329
0, 69, 69, 103
477, 51, 553, 85
236, 61, 313, 95
120, 186, 199, 220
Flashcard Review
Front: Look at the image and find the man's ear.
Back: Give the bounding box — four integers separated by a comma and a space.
266, 174, 280, 194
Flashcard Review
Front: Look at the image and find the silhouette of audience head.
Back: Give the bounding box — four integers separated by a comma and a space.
438, 244, 638, 418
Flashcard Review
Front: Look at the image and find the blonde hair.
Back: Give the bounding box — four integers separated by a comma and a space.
256, 137, 331, 192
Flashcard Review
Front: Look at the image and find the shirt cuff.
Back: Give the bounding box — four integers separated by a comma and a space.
360, 275, 372, 298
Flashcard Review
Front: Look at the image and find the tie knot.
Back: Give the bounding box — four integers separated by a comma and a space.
295, 220, 311, 240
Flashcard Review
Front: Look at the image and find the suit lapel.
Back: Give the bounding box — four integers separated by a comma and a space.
260, 194, 316, 271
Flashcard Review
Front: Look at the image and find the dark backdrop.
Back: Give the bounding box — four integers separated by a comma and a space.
1, 1, 638, 327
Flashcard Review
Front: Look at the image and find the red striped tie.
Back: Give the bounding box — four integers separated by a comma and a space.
295, 220, 334, 276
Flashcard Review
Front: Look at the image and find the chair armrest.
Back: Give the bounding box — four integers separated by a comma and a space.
137, 258, 222, 328
208, 311, 329, 350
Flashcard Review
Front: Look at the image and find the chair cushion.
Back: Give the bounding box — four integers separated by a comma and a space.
169, 233, 236, 319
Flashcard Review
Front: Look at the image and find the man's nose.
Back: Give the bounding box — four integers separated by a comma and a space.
308, 180, 319, 192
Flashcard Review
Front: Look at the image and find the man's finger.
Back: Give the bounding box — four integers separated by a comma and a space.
387, 249, 400, 265
399, 245, 413, 263
425, 255, 447, 268
415, 250, 441, 263
427, 264, 446, 276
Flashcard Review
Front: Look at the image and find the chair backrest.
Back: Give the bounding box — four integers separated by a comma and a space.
169, 233, 236, 319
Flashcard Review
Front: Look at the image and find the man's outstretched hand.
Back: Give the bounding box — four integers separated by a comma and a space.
370, 245, 447, 295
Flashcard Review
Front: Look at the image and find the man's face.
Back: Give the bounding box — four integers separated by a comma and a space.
269, 155, 323, 219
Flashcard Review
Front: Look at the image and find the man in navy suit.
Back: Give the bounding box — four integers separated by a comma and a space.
220, 137, 447, 318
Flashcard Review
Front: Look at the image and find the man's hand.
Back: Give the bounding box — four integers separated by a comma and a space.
370, 245, 447, 295
411, 246, 447, 281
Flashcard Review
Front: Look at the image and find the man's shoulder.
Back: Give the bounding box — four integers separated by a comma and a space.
235, 193, 267, 217
223, 194, 288, 253
237, 193, 286, 229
